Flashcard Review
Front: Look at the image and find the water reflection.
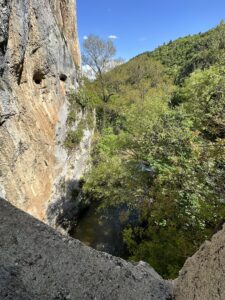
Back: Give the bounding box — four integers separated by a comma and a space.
70, 202, 138, 257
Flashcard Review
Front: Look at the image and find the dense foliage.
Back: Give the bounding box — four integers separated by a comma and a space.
74, 24, 225, 278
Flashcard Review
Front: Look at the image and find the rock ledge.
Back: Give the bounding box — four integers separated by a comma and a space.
0, 198, 172, 300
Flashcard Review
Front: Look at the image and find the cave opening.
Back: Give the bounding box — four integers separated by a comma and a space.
33, 71, 45, 84
60, 73, 67, 82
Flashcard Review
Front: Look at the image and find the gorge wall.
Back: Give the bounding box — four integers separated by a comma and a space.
0, 2, 225, 299
0, 0, 84, 220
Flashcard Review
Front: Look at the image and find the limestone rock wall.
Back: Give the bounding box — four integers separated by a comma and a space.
50, 0, 81, 67
0, 0, 81, 220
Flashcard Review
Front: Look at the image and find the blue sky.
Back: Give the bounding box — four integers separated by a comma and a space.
77, 0, 225, 60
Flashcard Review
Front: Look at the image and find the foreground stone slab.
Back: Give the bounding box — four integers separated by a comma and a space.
0, 198, 172, 300
174, 223, 225, 300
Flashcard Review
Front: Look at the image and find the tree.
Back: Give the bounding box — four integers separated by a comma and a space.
175, 66, 225, 140
126, 56, 165, 103
82, 34, 116, 103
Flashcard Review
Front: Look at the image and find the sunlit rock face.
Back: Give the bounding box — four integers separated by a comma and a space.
174, 224, 225, 299
0, 0, 81, 220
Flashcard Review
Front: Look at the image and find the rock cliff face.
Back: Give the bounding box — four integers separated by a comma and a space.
0, 0, 82, 220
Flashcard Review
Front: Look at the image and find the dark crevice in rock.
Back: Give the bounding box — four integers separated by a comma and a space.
31, 46, 40, 55
59, 73, 67, 82
0, 0, 11, 77
33, 70, 45, 85
0, 112, 16, 126
15, 57, 25, 85
0, 39, 7, 57
0, 40, 7, 76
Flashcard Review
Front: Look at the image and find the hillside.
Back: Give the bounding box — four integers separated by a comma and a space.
140, 21, 225, 83
71, 23, 225, 279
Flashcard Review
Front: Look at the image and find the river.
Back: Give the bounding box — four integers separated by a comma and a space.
70, 202, 138, 257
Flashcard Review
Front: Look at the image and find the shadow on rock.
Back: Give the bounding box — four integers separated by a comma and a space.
46, 179, 89, 232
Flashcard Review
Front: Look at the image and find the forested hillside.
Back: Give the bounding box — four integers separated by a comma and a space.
149, 20, 225, 82
67, 23, 225, 278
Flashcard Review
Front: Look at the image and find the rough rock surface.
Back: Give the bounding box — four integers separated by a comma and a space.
0, 198, 173, 300
47, 124, 94, 230
0, 0, 82, 220
174, 225, 225, 300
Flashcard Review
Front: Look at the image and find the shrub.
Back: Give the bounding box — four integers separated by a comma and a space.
64, 122, 85, 149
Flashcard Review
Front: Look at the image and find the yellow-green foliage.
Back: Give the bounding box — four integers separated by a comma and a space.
81, 24, 225, 279
64, 121, 85, 149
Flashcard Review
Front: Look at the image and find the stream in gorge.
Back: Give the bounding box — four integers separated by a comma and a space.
70, 202, 138, 257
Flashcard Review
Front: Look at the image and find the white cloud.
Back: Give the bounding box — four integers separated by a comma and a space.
83, 35, 88, 40
139, 37, 147, 42
108, 35, 118, 39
